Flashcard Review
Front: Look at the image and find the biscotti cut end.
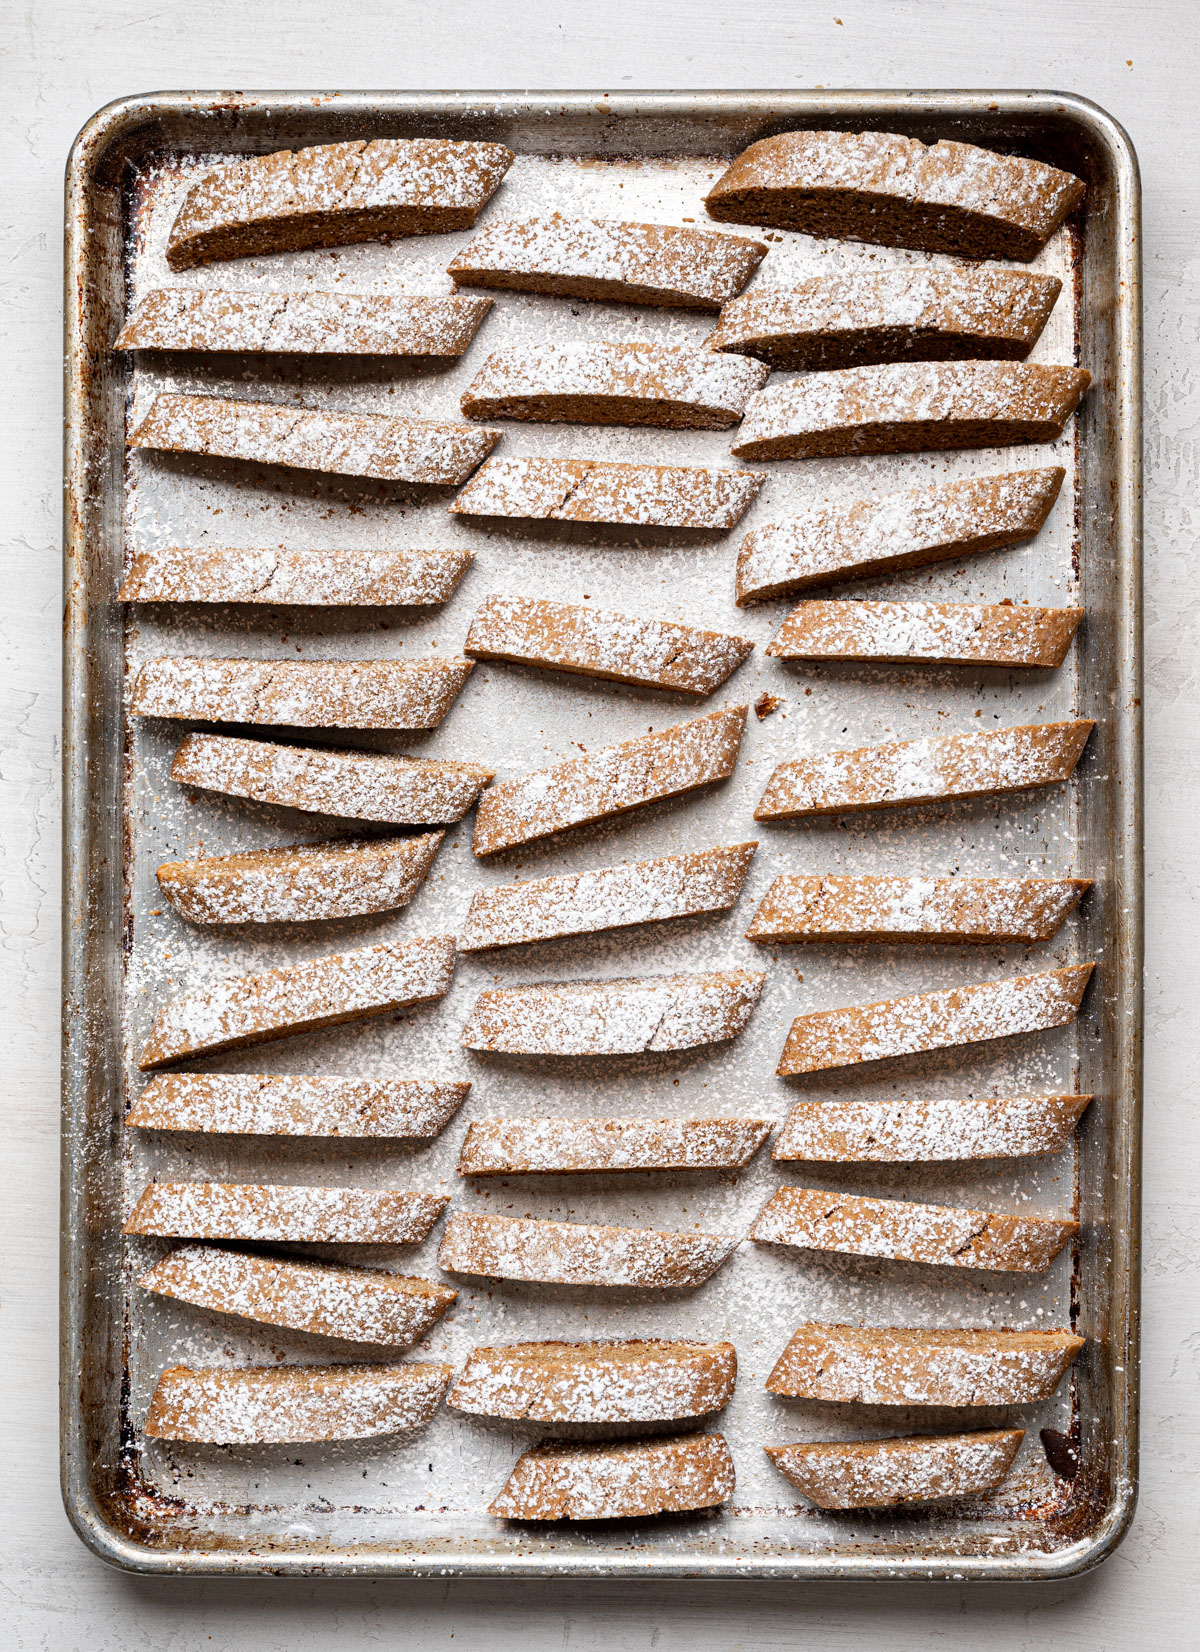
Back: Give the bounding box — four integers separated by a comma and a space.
771, 1093, 1093, 1164
127, 1073, 469, 1139
119, 544, 474, 608
447, 1337, 737, 1423
122, 1181, 450, 1244
488, 1433, 735, 1520
766, 601, 1084, 669
765, 1428, 1024, 1509
457, 1114, 772, 1175
745, 873, 1090, 945
448, 456, 764, 531
436, 1211, 738, 1289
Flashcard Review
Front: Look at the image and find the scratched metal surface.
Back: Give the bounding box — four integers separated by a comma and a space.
62, 92, 1141, 1577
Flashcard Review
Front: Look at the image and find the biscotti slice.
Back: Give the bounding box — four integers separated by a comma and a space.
731, 363, 1090, 462
123, 1182, 448, 1244
460, 969, 764, 1056
706, 269, 1061, 370
772, 1094, 1093, 1163
750, 1186, 1077, 1273
767, 601, 1083, 668
464, 595, 753, 696
117, 290, 493, 356
437, 1212, 737, 1288
754, 719, 1093, 820
461, 842, 756, 951
448, 215, 766, 308
449, 1338, 737, 1422
139, 1244, 456, 1346
765, 1322, 1085, 1405
145, 1361, 453, 1444
765, 1429, 1024, 1510
746, 874, 1089, 945
489, 1433, 735, 1520
171, 733, 493, 826
734, 467, 1064, 604
473, 705, 746, 856
460, 340, 769, 430
132, 656, 472, 732
138, 934, 457, 1070
776, 963, 1094, 1077
458, 1116, 772, 1175
120, 545, 472, 607
704, 130, 1085, 261
166, 137, 513, 268
449, 456, 764, 530
129, 393, 500, 486
128, 1074, 469, 1139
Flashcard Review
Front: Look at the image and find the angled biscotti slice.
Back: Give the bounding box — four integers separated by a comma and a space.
765, 1322, 1085, 1405
776, 963, 1094, 1077
139, 1244, 456, 1346
772, 1094, 1093, 1163
460, 842, 756, 951
123, 1182, 449, 1244
754, 719, 1093, 820
460, 969, 764, 1056
145, 1361, 453, 1444
489, 1433, 735, 1520
438, 1212, 737, 1288
706, 269, 1061, 370
120, 544, 473, 607
166, 137, 513, 268
458, 1116, 771, 1175
449, 456, 764, 530
704, 130, 1085, 261
765, 1429, 1024, 1510
128, 1074, 469, 1139
746, 874, 1089, 945
767, 601, 1083, 668
138, 934, 457, 1070
170, 733, 493, 825
732, 363, 1090, 462
448, 1338, 737, 1423
473, 705, 746, 856
129, 393, 500, 486
464, 595, 753, 695
734, 466, 1064, 604
117, 290, 494, 355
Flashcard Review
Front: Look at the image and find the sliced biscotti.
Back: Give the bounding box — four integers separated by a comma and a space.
156, 831, 444, 925
767, 601, 1083, 668
448, 1338, 737, 1422
746, 875, 1089, 945
734, 466, 1064, 604
473, 705, 746, 856
751, 1186, 1077, 1273
489, 1434, 735, 1520
765, 1429, 1024, 1510
122, 1182, 448, 1244
776, 963, 1094, 1077
449, 456, 764, 530
460, 843, 756, 952
166, 137, 513, 268
464, 595, 753, 696
137, 934, 457, 1070
460, 341, 769, 430
765, 1322, 1085, 1405
120, 545, 472, 607
448, 215, 766, 308
128, 1074, 469, 1139
460, 969, 764, 1056
139, 1244, 456, 1346
145, 1362, 453, 1444
458, 1116, 771, 1175
731, 363, 1090, 462
129, 393, 500, 486
170, 733, 493, 826
772, 1094, 1093, 1163
754, 719, 1093, 820
704, 130, 1085, 261
117, 290, 494, 356
438, 1212, 737, 1288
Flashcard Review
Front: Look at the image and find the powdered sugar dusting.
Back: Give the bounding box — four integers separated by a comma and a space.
489, 1433, 735, 1520
448, 1338, 736, 1422
123, 1180, 449, 1243
437, 1212, 738, 1288
746, 874, 1088, 944
449, 455, 764, 528
457, 1115, 771, 1174
121, 544, 472, 606
768, 599, 1082, 667
117, 290, 493, 356
128, 1074, 468, 1139
772, 1094, 1092, 1164
766, 1429, 1023, 1509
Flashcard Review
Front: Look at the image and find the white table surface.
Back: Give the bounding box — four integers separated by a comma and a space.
5, 3, 1197, 1645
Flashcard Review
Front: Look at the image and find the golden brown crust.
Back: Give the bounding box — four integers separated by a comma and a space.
437, 1212, 737, 1288
120, 544, 473, 607
449, 456, 764, 529
771, 1094, 1092, 1163
457, 1116, 771, 1175
766, 601, 1083, 667
127, 1074, 469, 1139
746, 874, 1089, 944
765, 1429, 1024, 1509
117, 290, 493, 355
122, 1182, 449, 1244
448, 1338, 737, 1422
489, 1433, 735, 1520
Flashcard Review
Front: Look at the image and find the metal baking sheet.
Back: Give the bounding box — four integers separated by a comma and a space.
62, 91, 1142, 1579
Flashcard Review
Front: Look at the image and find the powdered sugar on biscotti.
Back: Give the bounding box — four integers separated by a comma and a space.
128, 1074, 469, 1139
772, 1094, 1092, 1164
765, 1429, 1024, 1509
746, 873, 1088, 944
457, 1115, 771, 1175
489, 1433, 735, 1519
122, 1181, 449, 1243
766, 600, 1083, 668
117, 290, 494, 355
120, 544, 472, 607
437, 1212, 737, 1288
449, 455, 764, 529
448, 1338, 736, 1423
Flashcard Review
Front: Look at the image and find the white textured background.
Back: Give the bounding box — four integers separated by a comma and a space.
4, 2, 1197, 1646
